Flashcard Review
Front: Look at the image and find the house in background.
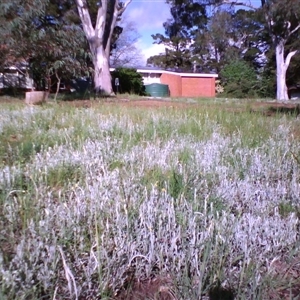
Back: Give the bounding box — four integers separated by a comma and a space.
137, 68, 218, 98
1, 64, 217, 98
0, 65, 34, 90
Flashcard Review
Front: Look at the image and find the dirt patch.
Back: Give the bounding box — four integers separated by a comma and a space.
2, 95, 300, 115
109, 99, 197, 109
56, 98, 300, 112
57, 98, 196, 109
268, 255, 300, 299
115, 276, 178, 300
251, 101, 298, 108
249, 101, 300, 116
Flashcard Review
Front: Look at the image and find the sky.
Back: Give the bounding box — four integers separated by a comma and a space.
123, 0, 171, 65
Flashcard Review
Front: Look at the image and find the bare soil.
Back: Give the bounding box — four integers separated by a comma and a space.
56, 97, 300, 112
1, 95, 300, 113
56, 98, 196, 109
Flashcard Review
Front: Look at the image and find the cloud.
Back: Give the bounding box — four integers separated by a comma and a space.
124, 2, 170, 31
133, 40, 167, 65
123, 2, 171, 66
142, 43, 166, 61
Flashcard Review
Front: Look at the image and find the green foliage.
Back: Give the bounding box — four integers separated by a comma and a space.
278, 201, 300, 218
149, 0, 300, 99
28, 14, 91, 92
0, 0, 91, 94
0, 0, 48, 70
111, 67, 146, 95
140, 166, 194, 200
140, 167, 166, 191
220, 60, 260, 98
148, 0, 208, 70
197, 9, 237, 73
45, 164, 83, 188
168, 169, 185, 199
1, 138, 44, 166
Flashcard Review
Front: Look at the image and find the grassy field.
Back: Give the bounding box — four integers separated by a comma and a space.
0, 97, 300, 299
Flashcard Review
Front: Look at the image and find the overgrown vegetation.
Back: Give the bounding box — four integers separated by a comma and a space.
220, 60, 260, 98
0, 99, 299, 299
111, 67, 146, 95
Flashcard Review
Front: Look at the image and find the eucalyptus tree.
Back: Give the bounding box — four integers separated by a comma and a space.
148, 0, 262, 74
75, 0, 132, 95
192, 8, 240, 73
286, 38, 300, 89
209, 0, 300, 100
147, 0, 208, 71
198, 7, 274, 97
212, 8, 268, 69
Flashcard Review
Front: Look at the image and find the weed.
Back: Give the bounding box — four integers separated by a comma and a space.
44, 163, 84, 188
278, 201, 298, 218
0, 100, 299, 299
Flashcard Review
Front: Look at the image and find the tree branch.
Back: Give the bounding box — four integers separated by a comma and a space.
213, 0, 256, 10
105, 0, 118, 56
105, 0, 132, 56
289, 23, 300, 36
95, 0, 107, 39
285, 50, 298, 70
118, 0, 132, 15
75, 0, 94, 39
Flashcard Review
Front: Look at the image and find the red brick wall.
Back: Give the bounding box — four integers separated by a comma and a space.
182, 77, 216, 97
160, 73, 182, 97
160, 73, 216, 97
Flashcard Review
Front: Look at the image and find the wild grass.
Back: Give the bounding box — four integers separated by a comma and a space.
0, 98, 299, 299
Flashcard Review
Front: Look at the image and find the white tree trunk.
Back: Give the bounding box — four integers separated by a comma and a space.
75, 0, 132, 96
93, 44, 113, 94
54, 70, 61, 102
275, 41, 298, 101
215, 1, 300, 102
275, 42, 288, 101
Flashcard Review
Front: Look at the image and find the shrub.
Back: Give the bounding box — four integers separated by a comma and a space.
220, 60, 259, 98
111, 67, 146, 95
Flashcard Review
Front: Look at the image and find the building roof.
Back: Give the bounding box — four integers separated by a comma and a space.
109, 67, 218, 78
136, 68, 218, 78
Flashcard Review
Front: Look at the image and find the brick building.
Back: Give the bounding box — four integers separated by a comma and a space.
137, 68, 218, 98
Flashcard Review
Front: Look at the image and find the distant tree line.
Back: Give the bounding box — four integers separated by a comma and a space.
1, 0, 299, 100
147, 0, 300, 100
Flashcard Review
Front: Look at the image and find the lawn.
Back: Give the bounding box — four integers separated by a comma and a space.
0, 96, 300, 299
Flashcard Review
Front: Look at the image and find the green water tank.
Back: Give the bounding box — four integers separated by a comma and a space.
144, 83, 169, 97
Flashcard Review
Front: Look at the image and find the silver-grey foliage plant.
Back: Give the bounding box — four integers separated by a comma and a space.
0, 105, 299, 299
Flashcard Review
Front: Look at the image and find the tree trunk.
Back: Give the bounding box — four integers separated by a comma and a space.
211, 1, 300, 101
75, 0, 132, 96
275, 41, 298, 101
92, 43, 113, 95
54, 70, 61, 102
275, 42, 288, 101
